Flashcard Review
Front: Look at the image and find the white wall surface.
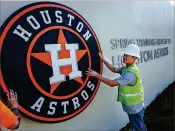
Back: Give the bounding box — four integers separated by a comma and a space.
0, 1, 174, 131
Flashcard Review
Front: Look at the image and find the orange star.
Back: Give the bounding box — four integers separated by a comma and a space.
31, 29, 87, 94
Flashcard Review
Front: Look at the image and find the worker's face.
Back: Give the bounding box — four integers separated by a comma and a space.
123, 54, 136, 65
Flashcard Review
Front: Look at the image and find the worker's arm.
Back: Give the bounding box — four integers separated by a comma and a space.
5, 89, 21, 130
96, 74, 119, 87
0, 100, 19, 130
86, 68, 136, 88
7, 119, 20, 130
99, 53, 120, 73
86, 68, 120, 87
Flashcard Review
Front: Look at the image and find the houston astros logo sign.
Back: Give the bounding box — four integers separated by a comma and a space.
0, 2, 102, 123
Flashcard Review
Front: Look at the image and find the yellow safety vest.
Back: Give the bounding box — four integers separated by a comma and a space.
117, 64, 144, 105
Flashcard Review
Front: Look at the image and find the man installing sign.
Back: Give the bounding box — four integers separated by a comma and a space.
86, 44, 147, 131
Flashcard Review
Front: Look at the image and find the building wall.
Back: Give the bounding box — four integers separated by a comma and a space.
0, 1, 174, 131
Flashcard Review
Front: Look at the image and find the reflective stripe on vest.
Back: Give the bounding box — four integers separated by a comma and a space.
119, 92, 143, 97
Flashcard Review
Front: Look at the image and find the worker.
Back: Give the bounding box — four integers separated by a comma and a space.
0, 89, 21, 130
86, 44, 147, 131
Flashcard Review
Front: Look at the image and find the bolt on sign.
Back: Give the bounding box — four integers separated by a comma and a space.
0, 2, 102, 123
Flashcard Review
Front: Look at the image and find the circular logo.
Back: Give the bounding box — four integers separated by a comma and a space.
0, 2, 102, 123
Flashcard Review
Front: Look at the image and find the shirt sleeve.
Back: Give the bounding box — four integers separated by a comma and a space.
116, 71, 136, 86
0, 100, 18, 128
115, 67, 123, 74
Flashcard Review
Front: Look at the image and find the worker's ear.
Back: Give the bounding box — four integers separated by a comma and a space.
131, 56, 136, 60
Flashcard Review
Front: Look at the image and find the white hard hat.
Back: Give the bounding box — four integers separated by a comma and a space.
123, 44, 140, 58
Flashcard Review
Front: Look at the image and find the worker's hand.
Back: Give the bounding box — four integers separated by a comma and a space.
98, 53, 105, 61
6, 89, 18, 108
86, 68, 99, 78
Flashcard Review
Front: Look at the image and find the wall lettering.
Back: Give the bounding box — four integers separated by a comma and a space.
110, 38, 171, 67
